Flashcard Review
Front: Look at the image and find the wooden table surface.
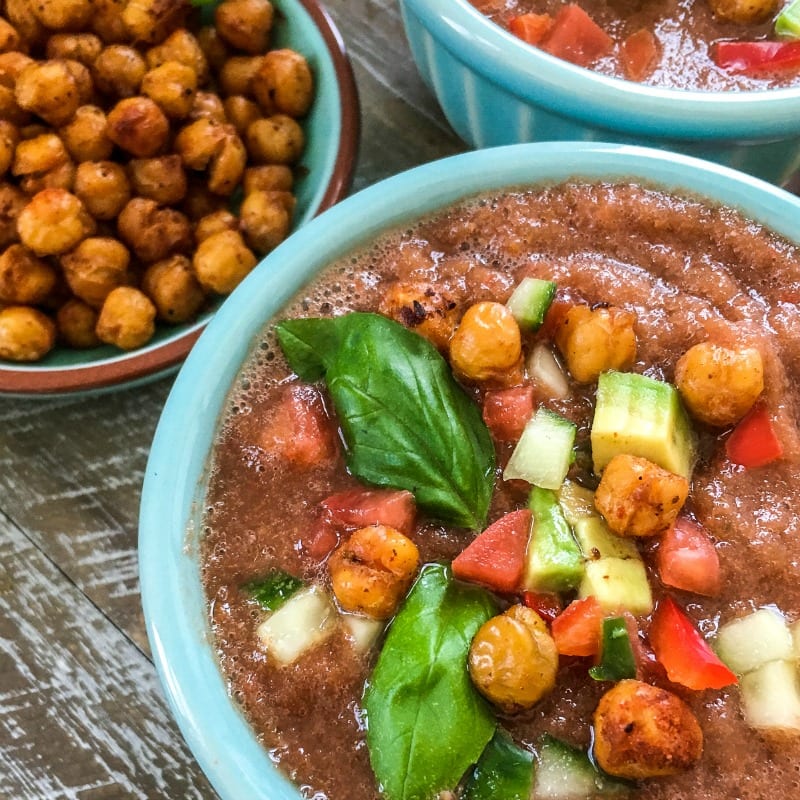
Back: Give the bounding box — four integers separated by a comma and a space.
0, 1, 463, 796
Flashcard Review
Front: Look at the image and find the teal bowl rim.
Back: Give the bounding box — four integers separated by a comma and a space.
140, 141, 800, 800
401, 0, 800, 140
0, 0, 359, 398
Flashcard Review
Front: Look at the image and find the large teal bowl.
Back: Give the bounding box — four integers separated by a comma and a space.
0, 0, 358, 397
399, 0, 800, 185
140, 142, 800, 800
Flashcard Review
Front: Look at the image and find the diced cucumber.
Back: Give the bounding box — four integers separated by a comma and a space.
533, 734, 629, 799
715, 608, 795, 676
528, 344, 570, 400
776, 0, 800, 38
524, 487, 584, 593
589, 617, 637, 682
579, 558, 653, 615
341, 613, 384, 654
573, 517, 639, 561
591, 371, 696, 480
256, 585, 337, 665
244, 569, 305, 611
506, 277, 557, 331
739, 659, 800, 732
557, 480, 597, 527
464, 729, 534, 800
504, 408, 577, 490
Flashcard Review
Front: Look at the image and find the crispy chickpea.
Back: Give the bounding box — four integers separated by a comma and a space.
194, 209, 238, 242
59, 106, 113, 163
117, 198, 193, 263
12, 133, 68, 177
188, 90, 227, 122
223, 96, 262, 137
215, 0, 274, 54
595, 454, 689, 538
142, 254, 205, 323
31, 0, 93, 31
469, 605, 558, 713
56, 298, 100, 348
128, 155, 187, 205
218, 55, 262, 97
0, 84, 29, 126
554, 304, 637, 384
4, 0, 47, 49
196, 27, 229, 73
674, 341, 764, 427
192, 229, 256, 294
450, 301, 523, 384
0, 244, 57, 304
181, 179, 226, 220
328, 525, 420, 619
15, 61, 80, 127
20, 161, 76, 194
0, 306, 56, 361
174, 118, 228, 169
106, 96, 169, 158
707, 0, 778, 23
95, 286, 156, 350
74, 161, 131, 220
0, 19, 21, 54
46, 33, 103, 65
92, 46, 147, 98
17, 189, 94, 257
0, 121, 19, 177
0, 52, 33, 87
91, 0, 129, 44
60, 237, 130, 308
141, 61, 197, 119
245, 115, 304, 164
208, 132, 246, 196
146, 29, 209, 84
242, 164, 293, 194
122, 0, 191, 45
239, 189, 291, 254
254, 50, 313, 118
593, 680, 703, 779
0, 184, 26, 248
378, 281, 459, 352
62, 61, 93, 107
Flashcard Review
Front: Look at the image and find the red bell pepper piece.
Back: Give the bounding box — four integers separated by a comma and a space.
452, 509, 532, 594
483, 385, 535, 442
509, 12, 554, 46
649, 596, 737, 690
657, 518, 720, 597
522, 591, 563, 625
714, 40, 800, 73
320, 488, 417, 535
540, 4, 613, 68
725, 402, 784, 468
620, 28, 658, 81
551, 596, 604, 657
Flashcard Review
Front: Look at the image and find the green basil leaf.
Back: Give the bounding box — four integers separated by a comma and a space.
276, 313, 496, 529
364, 563, 497, 800
464, 729, 534, 800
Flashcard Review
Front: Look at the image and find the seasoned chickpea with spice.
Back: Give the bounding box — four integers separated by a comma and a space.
379, 281, 459, 352
223, 96, 261, 136
328, 525, 420, 619
12, 133, 68, 177
56, 298, 100, 348
60, 237, 131, 308
145, 29, 209, 84
122, 0, 190, 45
242, 164, 293, 194
117, 197, 193, 263
208, 131, 247, 195
63, 60, 93, 105
218, 55, 262, 97
0, 52, 33, 87
254, 49, 313, 118
192, 229, 256, 294
91, 0, 128, 45
31, 0, 93, 32
106, 96, 170, 158
60, 106, 114, 163
142, 255, 205, 323
0, 305, 56, 361
0, 244, 57, 304
196, 26, 229, 73
73, 161, 131, 220
707, 0, 778, 24
128, 155, 188, 205
15, 60, 80, 127
189, 90, 228, 122
4, 0, 46, 49
20, 161, 76, 194
17, 188, 94, 256
245, 115, 304, 164
239, 189, 292, 254
195, 209, 238, 243
0, 84, 30, 127
0, 19, 21, 54
95, 286, 156, 350
45, 33, 103, 66
92, 46, 147, 99
0, 121, 19, 177
141, 61, 198, 119
174, 118, 228, 169
0, 184, 26, 247
214, 0, 274, 54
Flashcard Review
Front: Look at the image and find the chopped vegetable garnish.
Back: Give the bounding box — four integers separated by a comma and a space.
657, 518, 720, 596
506, 277, 557, 331
540, 4, 614, 67
320, 488, 417, 535
621, 28, 658, 81
776, 0, 800, 39
725, 402, 784, 468
551, 596, 604, 657
714, 40, 800, 72
509, 12, 554, 46
522, 591, 563, 625
590, 616, 638, 681
482, 386, 535, 442
464, 729, 534, 800
245, 569, 305, 611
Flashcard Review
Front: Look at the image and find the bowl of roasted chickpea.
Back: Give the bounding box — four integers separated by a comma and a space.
0, 0, 359, 395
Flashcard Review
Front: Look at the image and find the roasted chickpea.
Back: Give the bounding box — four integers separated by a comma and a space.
0, 19, 21, 54
117, 198, 193, 263
141, 254, 206, 323
95, 286, 156, 350
15, 60, 80, 127
31, 0, 93, 31
12, 133, 68, 177
242, 164, 293, 194
469, 604, 558, 713
56, 298, 100, 348
215, 0, 274, 54
63, 60, 94, 106
59, 106, 113, 163
594, 454, 689, 538
92, 46, 147, 98
0, 305, 56, 361
91, 0, 129, 44
188, 90, 227, 122
0, 52, 33, 87
0, 84, 29, 126
141, 61, 197, 120
218, 55, 262, 97
254, 49, 313, 118
181, 179, 226, 220
378, 281, 459, 352
223, 96, 262, 137
0, 184, 26, 248
239, 189, 291, 254
196, 27, 229, 73
450, 301, 523, 384
192, 229, 256, 293
208, 132, 246, 196
122, 0, 191, 45
593, 680, 703, 779
128, 154, 187, 205
245, 115, 304, 164
60, 237, 130, 308
194, 209, 238, 242
0, 244, 57, 304
707, 0, 778, 23
675, 341, 764, 427
0, 121, 19, 177
145, 29, 209, 84
20, 161, 76, 194
46, 33, 103, 65
106, 96, 170, 158
4, 0, 47, 49
328, 525, 420, 619
17, 189, 94, 257
174, 118, 228, 169
554, 304, 638, 384
74, 161, 131, 220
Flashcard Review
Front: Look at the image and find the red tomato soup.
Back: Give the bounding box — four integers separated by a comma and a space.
202, 182, 800, 800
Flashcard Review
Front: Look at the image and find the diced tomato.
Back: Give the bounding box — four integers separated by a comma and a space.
306, 517, 340, 560
725, 402, 784, 468
649, 596, 737, 691
551, 596, 604, 657
522, 591, 563, 625
452, 509, 532, 594
714, 40, 800, 73
540, 4, 613, 68
483, 386, 535, 442
538, 298, 573, 340
509, 12, 554, 46
657, 518, 720, 596
620, 28, 658, 81
320, 488, 416, 535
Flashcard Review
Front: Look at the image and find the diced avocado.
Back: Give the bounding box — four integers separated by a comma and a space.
244, 569, 305, 611
579, 558, 653, 616
589, 617, 637, 682
739, 659, 800, 732
534, 734, 630, 799
506, 277, 557, 331
573, 516, 639, 561
715, 608, 795, 676
557, 480, 597, 527
591, 371, 696, 480
464, 729, 534, 800
504, 408, 577, 490
527, 344, 570, 400
341, 613, 384, 655
524, 487, 584, 593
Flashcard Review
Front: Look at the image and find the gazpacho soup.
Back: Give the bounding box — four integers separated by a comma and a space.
202, 180, 800, 800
